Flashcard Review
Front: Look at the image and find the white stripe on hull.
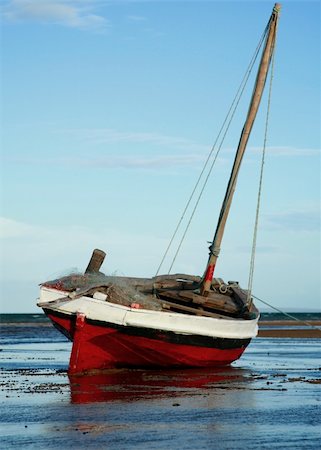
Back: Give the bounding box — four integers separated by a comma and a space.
38, 286, 259, 340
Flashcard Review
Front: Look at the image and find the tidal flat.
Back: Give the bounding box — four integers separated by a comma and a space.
0, 317, 320, 449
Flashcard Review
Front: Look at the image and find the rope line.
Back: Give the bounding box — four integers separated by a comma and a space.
253, 294, 321, 332
247, 16, 280, 305
161, 25, 270, 275
247, 27, 278, 306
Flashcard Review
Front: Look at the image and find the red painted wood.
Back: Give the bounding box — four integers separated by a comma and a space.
48, 313, 248, 374
204, 264, 215, 282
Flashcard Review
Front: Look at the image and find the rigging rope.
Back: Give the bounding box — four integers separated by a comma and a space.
247, 23, 278, 306
155, 22, 270, 276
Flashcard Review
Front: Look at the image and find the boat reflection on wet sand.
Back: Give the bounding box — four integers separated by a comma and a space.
68, 367, 249, 404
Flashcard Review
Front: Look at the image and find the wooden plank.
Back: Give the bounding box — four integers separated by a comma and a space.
160, 300, 229, 319
153, 274, 201, 283
153, 280, 198, 291
157, 289, 240, 314
229, 285, 248, 308
156, 290, 194, 303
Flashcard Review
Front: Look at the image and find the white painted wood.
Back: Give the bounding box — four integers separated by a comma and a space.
38, 287, 259, 339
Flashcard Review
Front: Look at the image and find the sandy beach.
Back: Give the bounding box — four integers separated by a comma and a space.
1, 317, 320, 449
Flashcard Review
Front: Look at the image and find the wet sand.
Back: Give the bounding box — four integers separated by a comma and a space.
1, 322, 320, 449
258, 320, 321, 338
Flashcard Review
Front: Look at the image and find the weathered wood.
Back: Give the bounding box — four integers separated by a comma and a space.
157, 289, 240, 314
194, 294, 239, 314
156, 290, 194, 304
229, 285, 248, 307
90, 274, 200, 294
153, 274, 201, 283
85, 249, 106, 274
160, 300, 230, 319
153, 279, 199, 291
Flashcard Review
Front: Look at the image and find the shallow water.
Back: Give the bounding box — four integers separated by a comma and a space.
1, 321, 320, 449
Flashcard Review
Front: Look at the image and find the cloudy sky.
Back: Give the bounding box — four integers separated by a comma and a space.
1, 0, 320, 313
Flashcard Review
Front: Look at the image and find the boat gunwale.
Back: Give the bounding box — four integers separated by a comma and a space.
38, 286, 259, 340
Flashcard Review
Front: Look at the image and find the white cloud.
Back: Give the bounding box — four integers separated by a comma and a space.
264, 207, 321, 232
127, 15, 147, 22
7, 153, 215, 171
77, 154, 206, 169
12, 127, 217, 169
70, 127, 208, 151
2, 0, 109, 31
69, 130, 320, 158
249, 146, 320, 157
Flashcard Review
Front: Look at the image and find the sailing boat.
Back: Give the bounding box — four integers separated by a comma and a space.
37, 4, 281, 374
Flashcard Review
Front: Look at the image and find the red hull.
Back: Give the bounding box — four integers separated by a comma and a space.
47, 311, 250, 374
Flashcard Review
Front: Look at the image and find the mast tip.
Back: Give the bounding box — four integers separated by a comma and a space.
274, 3, 281, 13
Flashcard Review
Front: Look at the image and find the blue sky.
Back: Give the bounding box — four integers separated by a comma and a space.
0, 0, 320, 313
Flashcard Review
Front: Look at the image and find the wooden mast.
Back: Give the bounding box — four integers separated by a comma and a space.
200, 3, 281, 296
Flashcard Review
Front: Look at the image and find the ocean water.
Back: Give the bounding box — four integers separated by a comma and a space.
0, 313, 320, 449
259, 312, 321, 321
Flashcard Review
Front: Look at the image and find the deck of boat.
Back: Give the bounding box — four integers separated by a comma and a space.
41, 273, 258, 320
